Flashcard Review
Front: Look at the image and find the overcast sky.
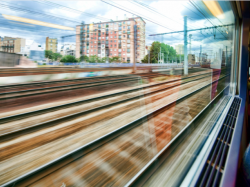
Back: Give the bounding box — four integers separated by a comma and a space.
0, 0, 235, 55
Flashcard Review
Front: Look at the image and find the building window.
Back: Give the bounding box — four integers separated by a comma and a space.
111, 31, 113, 34
114, 44, 117, 47
114, 49, 116, 51
123, 26, 125, 29
110, 40, 113, 42
114, 36, 117, 38
118, 49, 121, 52
123, 54, 125, 56
111, 45, 112, 47
111, 36, 113, 38
123, 49, 125, 51
123, 35, 126, 38
114, 31, 117, 34
114, 40, 116, 43
110, 49, 112, 51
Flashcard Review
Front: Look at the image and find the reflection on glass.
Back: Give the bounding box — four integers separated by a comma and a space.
0, 0, 236, 186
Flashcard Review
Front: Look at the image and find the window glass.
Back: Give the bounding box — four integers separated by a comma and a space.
1, 1, 237, 187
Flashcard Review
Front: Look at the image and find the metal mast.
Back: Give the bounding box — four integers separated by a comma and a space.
184, 16, 188, 75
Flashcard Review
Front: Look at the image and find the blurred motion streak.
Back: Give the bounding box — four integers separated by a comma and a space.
203, 1, 225, 19
2, 14, 75, 30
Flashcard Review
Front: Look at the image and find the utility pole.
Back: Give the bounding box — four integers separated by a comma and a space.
160, 46, 161, 63
148, 49, 150, 64
184, 16, 188, 75
225, 46, 227, 66
133, 22, 137, 73
199, 45, 202, 64
189, 34, 192, 54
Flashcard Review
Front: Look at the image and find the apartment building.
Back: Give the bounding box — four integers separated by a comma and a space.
46, 37, 57, 53
60, 44, 76, 56
175, 44, 184, 55
76, 17, 146, 63
0, 36, 26, 53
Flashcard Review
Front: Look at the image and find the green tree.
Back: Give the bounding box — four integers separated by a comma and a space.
88, 55, 100, 63
52, 53, 62, 61
142, 42, 178, 63
78, 55, 89, 62
110, 56, 120, 63
45, 50, 53, 59
60, 55, 78, 62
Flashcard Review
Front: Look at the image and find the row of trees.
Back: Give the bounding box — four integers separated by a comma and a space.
45, 50, 62, 61
46, 42, 183, 63
142, 41, 184, 63
79, 55, 123, 63
45, 50, 124, 63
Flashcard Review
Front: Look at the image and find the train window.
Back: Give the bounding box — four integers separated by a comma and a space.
0, 1, 239, 186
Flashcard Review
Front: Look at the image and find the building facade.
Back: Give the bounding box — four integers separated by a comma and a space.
60, 44, 76, 57
175, 44, 184, 55
76, 17, 146, 63
46, 37, 57, 53
0, 36, 26, 54
21, 41, 44, 57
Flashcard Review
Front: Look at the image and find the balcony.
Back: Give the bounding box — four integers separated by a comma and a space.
2, 45, 14, 48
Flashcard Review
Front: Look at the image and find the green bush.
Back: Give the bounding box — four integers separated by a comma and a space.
60, 55, 78, 62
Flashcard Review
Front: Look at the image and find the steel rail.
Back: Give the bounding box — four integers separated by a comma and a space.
0, 71, 221, 127
0, 67, 209, 90
0, 73, 218, 138
124, 85, 230, 187
1, 75, 228, 187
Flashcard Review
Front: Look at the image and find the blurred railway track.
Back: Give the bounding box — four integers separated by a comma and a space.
0, 71, 222, 133
0, 70, 226, 185
0, 74, 228, 187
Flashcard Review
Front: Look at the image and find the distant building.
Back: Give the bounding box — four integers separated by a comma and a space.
175, 44, 184, 55
29, 50, 45, 62
76, 16, 146, 63
0, 36, 26, 54
60, 44, 76, 56
188, 54, 195, 64
46, 37, 57, 53
21, 41, 44, 57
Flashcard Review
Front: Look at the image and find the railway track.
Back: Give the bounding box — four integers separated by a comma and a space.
0, 72, 175, 112
0, 70, 222, 129
0, 74, 228, 187
0, 67, 209, 93
0, 71, 227, 185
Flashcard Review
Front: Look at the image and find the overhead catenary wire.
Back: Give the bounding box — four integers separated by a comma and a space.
100, 0, 184, 41
131, 0, 204, 31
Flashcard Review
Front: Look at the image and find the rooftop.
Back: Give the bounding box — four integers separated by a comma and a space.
77, 17, 145, 26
